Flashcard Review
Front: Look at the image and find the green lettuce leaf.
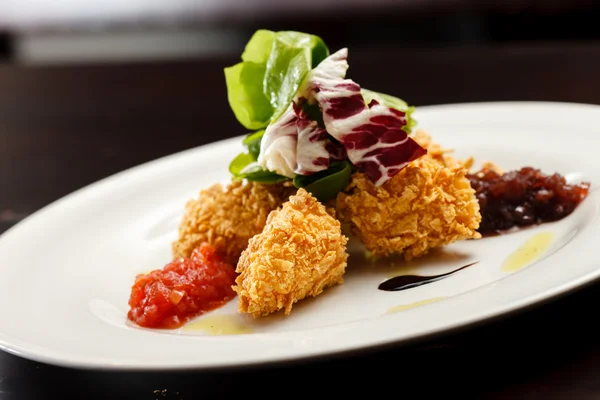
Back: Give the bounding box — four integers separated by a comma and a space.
229, 131, 288, 184
361, 88, 417, 133
224, 29, 329, 130
229, 152, 288, 184
224, 62, 274, 131
293, 161, 352, 203
242, 130, 265, 160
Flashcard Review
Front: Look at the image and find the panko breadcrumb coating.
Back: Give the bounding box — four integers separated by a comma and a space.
233, 188, 349, 318
172, 180, 296, 264
336, 131, 481, 260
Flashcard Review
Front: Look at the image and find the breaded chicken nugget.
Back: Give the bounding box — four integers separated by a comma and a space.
336, 131, 481, 260
233, 188, 349, 318
172, 180, 296, 264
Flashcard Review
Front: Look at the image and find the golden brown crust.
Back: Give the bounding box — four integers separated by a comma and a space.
172, 179, 296, 264
335, 131, 481, 260
233, 188, 349, 318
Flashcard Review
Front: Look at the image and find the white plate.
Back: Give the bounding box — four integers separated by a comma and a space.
1, 101, 599, 370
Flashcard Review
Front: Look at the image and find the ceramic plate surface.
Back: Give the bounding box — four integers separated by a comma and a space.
1, 102, 599, 370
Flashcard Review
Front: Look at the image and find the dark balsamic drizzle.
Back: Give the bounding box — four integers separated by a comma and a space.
378, 261, 480, 292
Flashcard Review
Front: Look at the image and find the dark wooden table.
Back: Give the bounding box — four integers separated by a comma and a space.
2, 41, 600, 399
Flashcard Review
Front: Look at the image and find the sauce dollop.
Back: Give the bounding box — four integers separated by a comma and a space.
467, 167, 590, 235
127, 243, 237, 329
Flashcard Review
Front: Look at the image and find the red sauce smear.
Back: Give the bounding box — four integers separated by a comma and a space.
127, 243, 237, 329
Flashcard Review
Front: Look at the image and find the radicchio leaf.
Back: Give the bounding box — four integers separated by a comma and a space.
257, 102, 346, 178
294, 104, 346, 175
294, 112, 330, 175
257, 103, 298, 178
297, 48, 427, 186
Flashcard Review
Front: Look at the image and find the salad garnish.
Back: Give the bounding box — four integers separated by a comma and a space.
225, 29, 426, 201
224, 30, 328, 131
295, 48, 426, 186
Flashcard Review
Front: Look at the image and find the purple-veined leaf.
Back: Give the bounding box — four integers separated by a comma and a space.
257, 103, 298, 178
294, 104, 346, 175
257, 102, 346, 177
298, 48, 426, 186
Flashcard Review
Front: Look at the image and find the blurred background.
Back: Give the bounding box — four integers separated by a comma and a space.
1, 0, 599, 65
1, 0, 600, 233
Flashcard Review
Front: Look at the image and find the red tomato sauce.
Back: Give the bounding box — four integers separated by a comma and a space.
127, 243, 237, 329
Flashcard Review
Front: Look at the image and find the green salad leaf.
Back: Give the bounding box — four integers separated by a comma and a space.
229, 152, 288, 184
361, 88, 417, 133
242, 130, 265, 160
229, 129, 287, 184
265, 31, 329, 122
293, 161, 352, 203
224, 29, 329, 130
224, 62, 274, 131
